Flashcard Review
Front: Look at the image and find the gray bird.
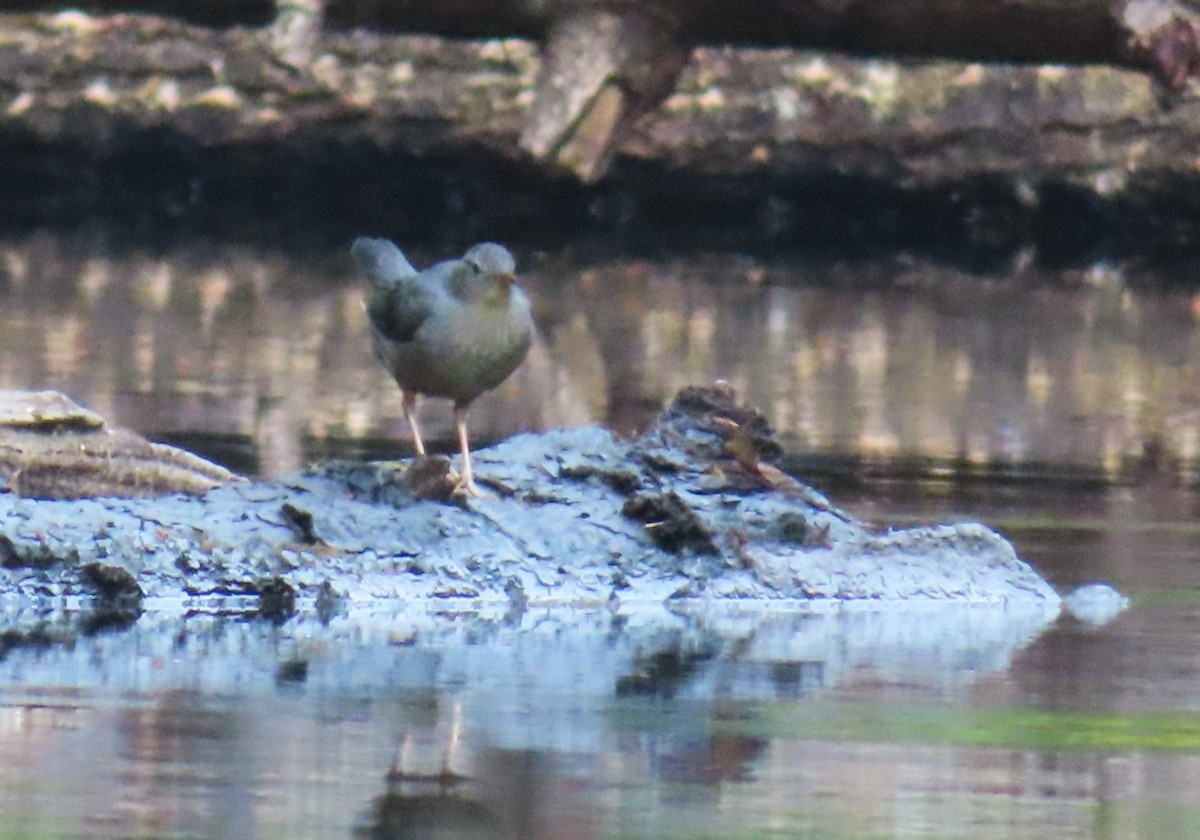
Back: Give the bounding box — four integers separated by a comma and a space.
352, 237, 534, 497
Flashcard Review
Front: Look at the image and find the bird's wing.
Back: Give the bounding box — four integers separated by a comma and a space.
353, 238, 432, 344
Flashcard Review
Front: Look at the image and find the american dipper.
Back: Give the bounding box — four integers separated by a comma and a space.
351, 238, 534, 496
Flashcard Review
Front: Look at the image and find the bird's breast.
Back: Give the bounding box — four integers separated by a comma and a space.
376, 296, 533, 403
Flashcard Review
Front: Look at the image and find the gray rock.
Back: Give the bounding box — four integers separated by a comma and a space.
1064, 582, 1130, 626
0, 386, 1066, 620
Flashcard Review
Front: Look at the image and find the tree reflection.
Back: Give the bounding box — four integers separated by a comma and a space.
5, 231, 1200, 482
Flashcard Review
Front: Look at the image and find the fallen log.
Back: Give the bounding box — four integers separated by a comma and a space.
0, 389, 234, 498
4, 3, 1200, 190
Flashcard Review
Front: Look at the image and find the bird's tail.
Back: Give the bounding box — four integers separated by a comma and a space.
351, 237, 418, 285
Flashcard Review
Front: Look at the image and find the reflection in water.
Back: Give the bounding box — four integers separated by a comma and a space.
366, 787, 500, 840
5, 232, 1200, 479
114, 695, 252, 837
364, 749, 587, 840
1, 601, 1197, 839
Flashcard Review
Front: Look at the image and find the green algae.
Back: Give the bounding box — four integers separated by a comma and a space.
721, 700, 1200, 753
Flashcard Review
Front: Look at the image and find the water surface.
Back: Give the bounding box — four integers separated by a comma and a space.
2, 230, 1199, 839
5, 231, 1200, 481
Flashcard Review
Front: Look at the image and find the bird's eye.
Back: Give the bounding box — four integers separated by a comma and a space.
466, 259, 481, 273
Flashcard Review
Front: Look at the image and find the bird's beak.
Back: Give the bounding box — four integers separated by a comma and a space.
496, 272, 516, 288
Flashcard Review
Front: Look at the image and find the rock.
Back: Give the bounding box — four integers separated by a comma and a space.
1064, 582, 1130, 626
0, 386, 1069, 618
0, 603, 1068, 704
79, 561, 144, 631
80, 562, 143, 601
0, 390, 106, 431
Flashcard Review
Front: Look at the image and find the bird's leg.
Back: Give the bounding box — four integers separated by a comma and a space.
402, 391, 426, 456
452, 402, 487, 497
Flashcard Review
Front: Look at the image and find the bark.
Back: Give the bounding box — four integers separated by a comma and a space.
0, 390, 233, 498
1, 1, 1166, 64
2, 3, 1200, 187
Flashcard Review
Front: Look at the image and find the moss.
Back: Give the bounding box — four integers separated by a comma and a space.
724, 699, 1200, 753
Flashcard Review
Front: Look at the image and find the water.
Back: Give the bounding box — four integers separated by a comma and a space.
7, 232, 1200, 480
2, 230, 1200, 839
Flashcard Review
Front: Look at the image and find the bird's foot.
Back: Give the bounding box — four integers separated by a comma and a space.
451, 474, 495, 500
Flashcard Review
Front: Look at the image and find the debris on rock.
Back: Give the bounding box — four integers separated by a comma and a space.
80, 562, 143, 602
562, 463, 642, 495
0, 533, 79, 569
79, 561, 144, 630
281, 502, 323, 545
615, 641, 716, 698
275, 657, 309, 684
651, 384, 783, 463
257, 576, 297, 621
622, 491, 718, 555
0, 626, 62, 661
402, 456, 462, 503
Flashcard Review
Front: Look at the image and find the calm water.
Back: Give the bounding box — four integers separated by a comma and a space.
7, 231, 1200, 480
2, 230, 1200, 839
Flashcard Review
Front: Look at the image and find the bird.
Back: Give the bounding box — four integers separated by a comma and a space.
351, 237, 534, 497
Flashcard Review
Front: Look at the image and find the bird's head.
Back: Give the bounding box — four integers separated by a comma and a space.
463, 242, 517, 288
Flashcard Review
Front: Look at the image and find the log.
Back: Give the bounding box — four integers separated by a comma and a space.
0, 390, 234, 498
9, 1, 1177, 65
3, 2, 1200, 190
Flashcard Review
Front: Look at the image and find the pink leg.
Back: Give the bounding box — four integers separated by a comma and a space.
402, 391, 425, 456
453, 402, 483, 497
